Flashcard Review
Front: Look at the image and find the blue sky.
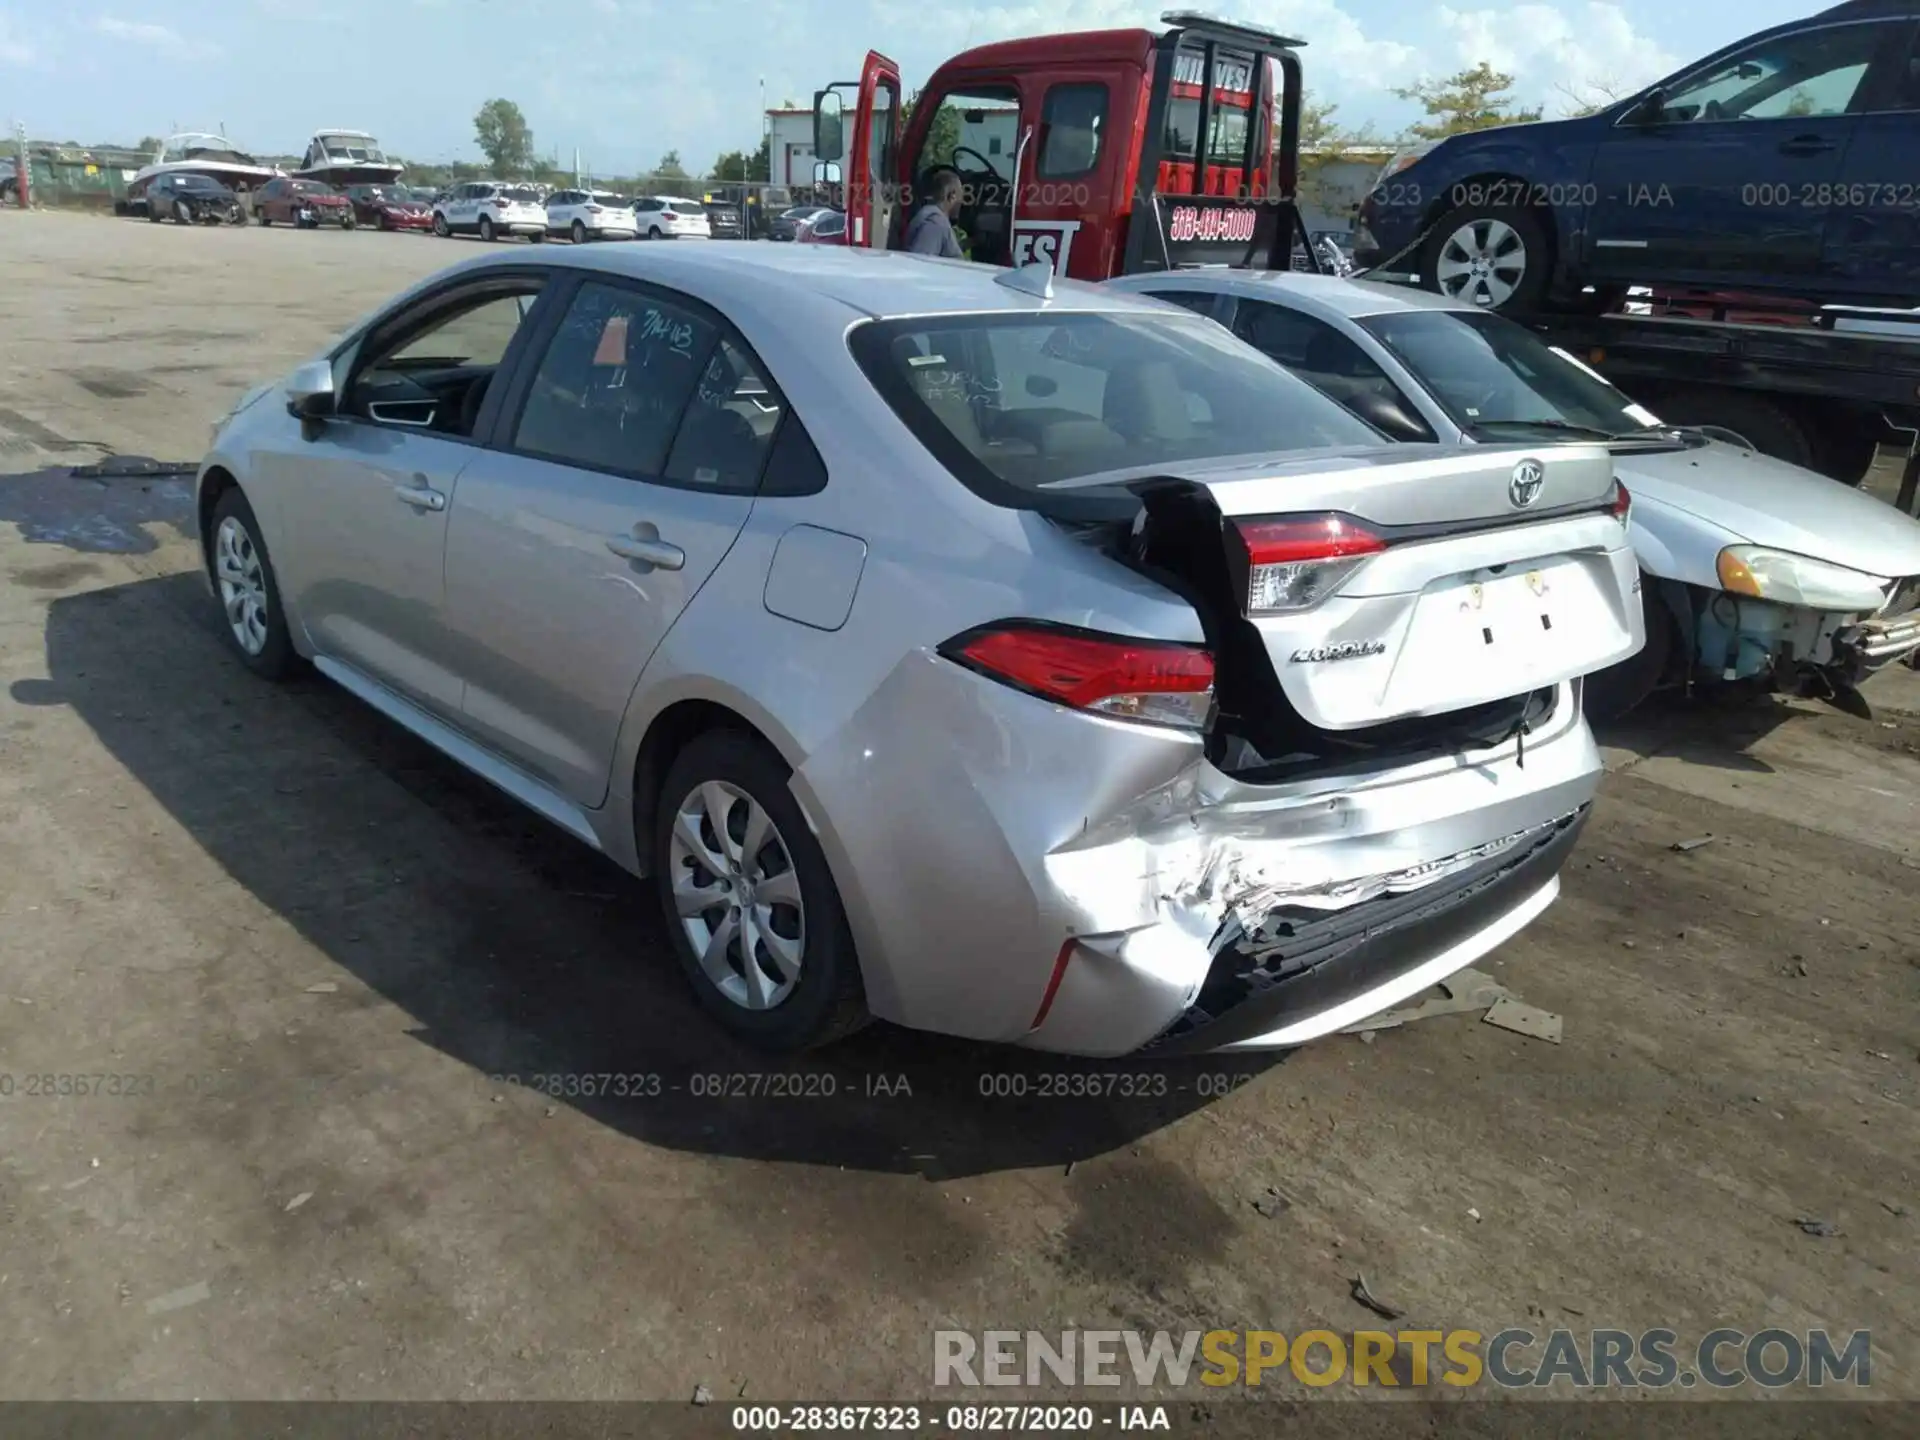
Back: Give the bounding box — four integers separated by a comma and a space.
0, 1, 1829, 173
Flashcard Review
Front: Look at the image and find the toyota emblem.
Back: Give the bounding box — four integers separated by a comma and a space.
1508, 458, 1546, 509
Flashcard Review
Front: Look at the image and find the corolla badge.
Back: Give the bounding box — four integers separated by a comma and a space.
1508, 458, 1546, 508
1290, 639, 1387, 663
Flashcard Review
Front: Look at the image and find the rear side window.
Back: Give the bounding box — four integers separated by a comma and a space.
848, 311, 1378, 499
663, 338, 785, 492
1037, 83, 1106, 178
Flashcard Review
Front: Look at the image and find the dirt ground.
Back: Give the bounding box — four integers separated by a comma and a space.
0, 210, 1916, 1411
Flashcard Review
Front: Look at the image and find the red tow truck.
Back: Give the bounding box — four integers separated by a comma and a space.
810, 10, 1323, 281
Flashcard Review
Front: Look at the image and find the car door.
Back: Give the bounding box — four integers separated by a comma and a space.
1824, 18, 1920, 300
268, 273, 555, 716
1584, 15, 1906, 287
441, 275, 780, 806
1224, 296, 1438, 441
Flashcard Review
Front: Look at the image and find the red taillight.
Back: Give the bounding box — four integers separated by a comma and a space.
1233, 514, 1385, 614
946, 622, 1214, 730
586, 204, 604, 213
1609, 479, 1631, 522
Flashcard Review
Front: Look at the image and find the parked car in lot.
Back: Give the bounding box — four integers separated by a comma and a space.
769, 204, 834, 241
255, 177, 355, 229
1355, 1, 1920, 313
702, 199, 745, 239
433, 181, 548, 242
1107, 269, 1920, 716
794, 209, 846, 245
545, 189, 638, 243
146, 172, 244, 225
633, 196, 712, 239
346, 183, 432, 231
194, 245, 1640, 1054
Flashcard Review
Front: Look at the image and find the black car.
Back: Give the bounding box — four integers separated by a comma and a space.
702, 197, 745, 238
769, 204, 832, 241
146, 172, 243, 225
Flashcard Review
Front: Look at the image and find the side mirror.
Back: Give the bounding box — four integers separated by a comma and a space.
1345, 389, 1430, 442
1622, 86, 1666, 125
285, 360, 337, 421
813, 89, 845, 163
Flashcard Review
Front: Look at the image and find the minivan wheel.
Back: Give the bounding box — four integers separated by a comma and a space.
209, 489, 298, 681
653, 732, 867, 1051
1423, 203, 1549, 312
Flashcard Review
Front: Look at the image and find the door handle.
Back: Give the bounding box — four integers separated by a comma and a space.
393, 481, 446, 511
606, 533, 685, 570
1777, 135, 1836, 156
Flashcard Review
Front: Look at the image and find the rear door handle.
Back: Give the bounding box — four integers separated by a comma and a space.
1778, 135, 1837, 156
606, 533, 685, 570
394, 480, 446, 511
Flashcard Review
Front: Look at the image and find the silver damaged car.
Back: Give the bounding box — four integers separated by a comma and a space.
196, 245, 1644, 1055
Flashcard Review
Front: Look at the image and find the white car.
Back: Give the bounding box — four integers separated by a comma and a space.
546, 188, 638, 243
634, 196, 711, 240
1107, 269, 1920, 717
432, 181, 548, 243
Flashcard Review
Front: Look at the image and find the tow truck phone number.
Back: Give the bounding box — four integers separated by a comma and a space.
732, 1406, 1097, 1431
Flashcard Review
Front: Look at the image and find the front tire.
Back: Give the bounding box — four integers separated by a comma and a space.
433, 212, 450, 237
528, 230, 544, 244
1422, 203, 1550, 313
209, 489, 298, 682
653, 732, 868, 1052
342, 216, 356, 231
478, 215, 495, 243
1584, 575, 1675, 722
174, 200, 192, 225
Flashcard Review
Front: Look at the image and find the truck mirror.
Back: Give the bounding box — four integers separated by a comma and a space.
813, 160, 842, 187
814, 90, 845, 162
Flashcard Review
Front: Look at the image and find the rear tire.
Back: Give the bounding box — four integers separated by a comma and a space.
478, 215, 495, 243
1584, 576, 1675, 723
342, 216, 356, 231
652, 732, 868, 1052
1421, 203, 1551, 313
208, 489, 299, 682
571, 219, 587, 244
147, 203, 162, 223
528, 230, 544, 243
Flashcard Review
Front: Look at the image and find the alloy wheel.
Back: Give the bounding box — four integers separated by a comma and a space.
1434, 217, 1528, 308
668, 780, 806, 1011
214, 515, 270, 656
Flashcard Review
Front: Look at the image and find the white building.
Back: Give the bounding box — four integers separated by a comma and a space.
766, 109, 816, 187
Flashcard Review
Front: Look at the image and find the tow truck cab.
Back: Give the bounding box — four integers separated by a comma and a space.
812, 10, 1317, 281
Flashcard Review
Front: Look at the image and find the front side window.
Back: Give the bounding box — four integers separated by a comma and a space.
849, 310, 1378, 495
1038, 83, 1107, 178
513, 281, 773, 489
1360, 308, 1668, 440
345, 284, 545, 436
1653, 21, 1898, 122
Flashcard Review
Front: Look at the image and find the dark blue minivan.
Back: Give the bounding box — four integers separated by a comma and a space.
1354, 0, 1920, 313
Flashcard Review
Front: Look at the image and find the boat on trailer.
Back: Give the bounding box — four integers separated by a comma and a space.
292, 130, 405, 188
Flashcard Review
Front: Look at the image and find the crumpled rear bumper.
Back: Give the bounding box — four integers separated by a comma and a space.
793, 646, 1601, 1057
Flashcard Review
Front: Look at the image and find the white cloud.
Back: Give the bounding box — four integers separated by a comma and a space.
90, 16, 220, 59
1, 13, 38, 66
1435, 3, 1680, 114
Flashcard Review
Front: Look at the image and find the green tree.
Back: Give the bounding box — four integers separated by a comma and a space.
135, 135, 163, 157
749, 134, 770, 182
1553, 78, 1628, 119
711, 150, 751, 182
473, 98, 535, 176
1392, 63, 1543, 141
904, 89, 962, 174
1296, 92, 1384, 212
655, 149, 689, 182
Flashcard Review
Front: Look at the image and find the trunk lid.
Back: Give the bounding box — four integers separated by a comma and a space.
1103, 443, 1643, 730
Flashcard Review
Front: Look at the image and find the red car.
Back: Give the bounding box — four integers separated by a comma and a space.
345, 184, 432, 231
254, 177, 356, 229
795, 209, 846, 245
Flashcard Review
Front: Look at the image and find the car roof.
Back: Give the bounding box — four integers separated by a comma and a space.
1108, 268, 1477, 321
435, 244, 1197, 324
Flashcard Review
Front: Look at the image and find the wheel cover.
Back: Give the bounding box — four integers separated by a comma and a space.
668, 780, 806, 1011
213, 515, 270, 655
1435, 217, 1528, 308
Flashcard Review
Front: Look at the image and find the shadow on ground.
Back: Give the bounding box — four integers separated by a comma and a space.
14, 572, 1286, 1178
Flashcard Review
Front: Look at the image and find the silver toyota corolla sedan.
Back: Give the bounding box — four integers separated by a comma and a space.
195, 245, 1643, 1055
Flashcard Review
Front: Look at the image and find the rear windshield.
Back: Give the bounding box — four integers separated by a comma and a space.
848, 311, 1378, 495
503, 186, 542, 202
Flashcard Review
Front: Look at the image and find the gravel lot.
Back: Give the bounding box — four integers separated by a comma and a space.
1, 211, 1916, 1410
